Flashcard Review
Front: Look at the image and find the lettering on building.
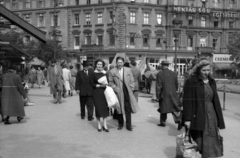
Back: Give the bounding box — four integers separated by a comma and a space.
173, 7, 240, 18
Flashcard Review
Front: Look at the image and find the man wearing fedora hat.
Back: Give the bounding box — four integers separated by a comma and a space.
75, 61, 94, 121
156, 60, 180, 127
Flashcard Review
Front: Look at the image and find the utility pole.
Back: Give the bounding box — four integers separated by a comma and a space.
53, 0, 57, 60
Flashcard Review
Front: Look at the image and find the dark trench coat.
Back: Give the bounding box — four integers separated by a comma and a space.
182, 75, 225, 131
1, 71, 26, 117
156, 68, 179, 114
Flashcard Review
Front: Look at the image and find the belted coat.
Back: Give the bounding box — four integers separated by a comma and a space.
108, 67, 139, 114
182, 75, 225, 131
47, 65, 63, 94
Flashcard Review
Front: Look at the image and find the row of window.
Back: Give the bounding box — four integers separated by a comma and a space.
73, 33, 163, 49
73, 33, 223, 50
2, 12, 236, 29
187, 15, 237, 28
174, 0, 236, 8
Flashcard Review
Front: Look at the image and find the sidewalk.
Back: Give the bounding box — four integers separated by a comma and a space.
0, 85, 239, 158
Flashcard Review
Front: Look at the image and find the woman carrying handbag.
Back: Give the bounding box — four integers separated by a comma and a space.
182, 58, 225, 158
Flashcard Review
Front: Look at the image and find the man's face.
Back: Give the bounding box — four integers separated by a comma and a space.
117, 59, 124, 69
51, 62, 56, 67
84, 66, 88, 71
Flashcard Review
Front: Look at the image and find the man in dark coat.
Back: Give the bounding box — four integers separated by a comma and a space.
1, 66, 27, 124
156, 61, 179, 127
130, 60, 141, 102
75, 61, 94, 121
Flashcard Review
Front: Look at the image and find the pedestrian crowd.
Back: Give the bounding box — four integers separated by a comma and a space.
0, 56, 226, 158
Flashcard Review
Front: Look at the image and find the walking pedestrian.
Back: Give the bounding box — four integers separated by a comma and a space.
47, 60, 63, 104
156, 61, 180, 127
36, 67, 44, 88
28, 66, 37, 88
75, 61, 94, 121
130, 60, 141, 102
182, 59, 225, 158
90, 59, 109, 132
108, 56, 139, 131
62, 64, 71, 97
1, 66, 27, 124
69, 65, 77, 96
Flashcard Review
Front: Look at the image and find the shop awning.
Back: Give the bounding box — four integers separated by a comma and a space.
0, 5, 46, 43
213, 63, 232, 71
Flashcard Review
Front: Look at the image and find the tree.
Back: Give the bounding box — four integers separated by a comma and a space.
35, 39, 66, 65
0, 29, 66, 66
227, 32, 240, 67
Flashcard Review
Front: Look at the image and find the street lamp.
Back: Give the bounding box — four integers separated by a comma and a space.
172, 16, 183, 74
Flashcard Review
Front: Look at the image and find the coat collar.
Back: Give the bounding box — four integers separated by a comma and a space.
193, 74, 214, 83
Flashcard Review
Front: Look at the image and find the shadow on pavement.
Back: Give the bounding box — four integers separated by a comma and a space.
167, 122, 182, 137
146, 117, 159, 125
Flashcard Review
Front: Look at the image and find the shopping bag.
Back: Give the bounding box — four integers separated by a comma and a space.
176, 128, 199, 158
104, 86, 119, 109
98, 76, 108, 85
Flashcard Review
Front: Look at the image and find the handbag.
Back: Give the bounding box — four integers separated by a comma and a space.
176, 127, 200, 158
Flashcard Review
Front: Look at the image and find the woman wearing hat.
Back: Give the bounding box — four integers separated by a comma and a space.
182, 59, 225, 158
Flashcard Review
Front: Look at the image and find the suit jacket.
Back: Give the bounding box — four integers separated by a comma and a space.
156, 68, 179, 113
131, 66, 142, 91
182, 75, 225, 131
108, 67, 139, 114
75, 69, 93, 96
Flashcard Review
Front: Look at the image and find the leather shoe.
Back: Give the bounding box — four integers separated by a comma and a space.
118, 126, 123, 130
126, 127, 133, 131
88, 117, 94, 121
81, 116, 85, 120
157, 122, 166, 127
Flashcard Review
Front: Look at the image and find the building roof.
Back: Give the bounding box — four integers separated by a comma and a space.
0, 5, 46, 43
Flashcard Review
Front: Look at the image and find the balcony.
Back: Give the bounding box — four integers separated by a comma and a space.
81, 44, 104, 50
196, 46, 213, 53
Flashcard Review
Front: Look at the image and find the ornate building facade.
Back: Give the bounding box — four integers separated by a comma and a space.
1, 0, 239, 74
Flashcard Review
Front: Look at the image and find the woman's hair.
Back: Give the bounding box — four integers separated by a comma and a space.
191, 58, 210, 76
94, 59, 105, 68
116, 56, 125, 63
69, 65, 73, 69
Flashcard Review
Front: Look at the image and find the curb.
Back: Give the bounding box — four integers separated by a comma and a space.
217, 89, 240, 94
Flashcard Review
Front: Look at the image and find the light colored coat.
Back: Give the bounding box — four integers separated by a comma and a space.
47, 65, 63, 94
62, 68, 71, 91
108, 67, 139, 114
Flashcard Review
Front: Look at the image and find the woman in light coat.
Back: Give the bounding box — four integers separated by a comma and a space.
36, 67, 44, 88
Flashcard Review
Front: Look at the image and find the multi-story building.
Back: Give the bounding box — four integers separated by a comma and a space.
1, 0, 239, 75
